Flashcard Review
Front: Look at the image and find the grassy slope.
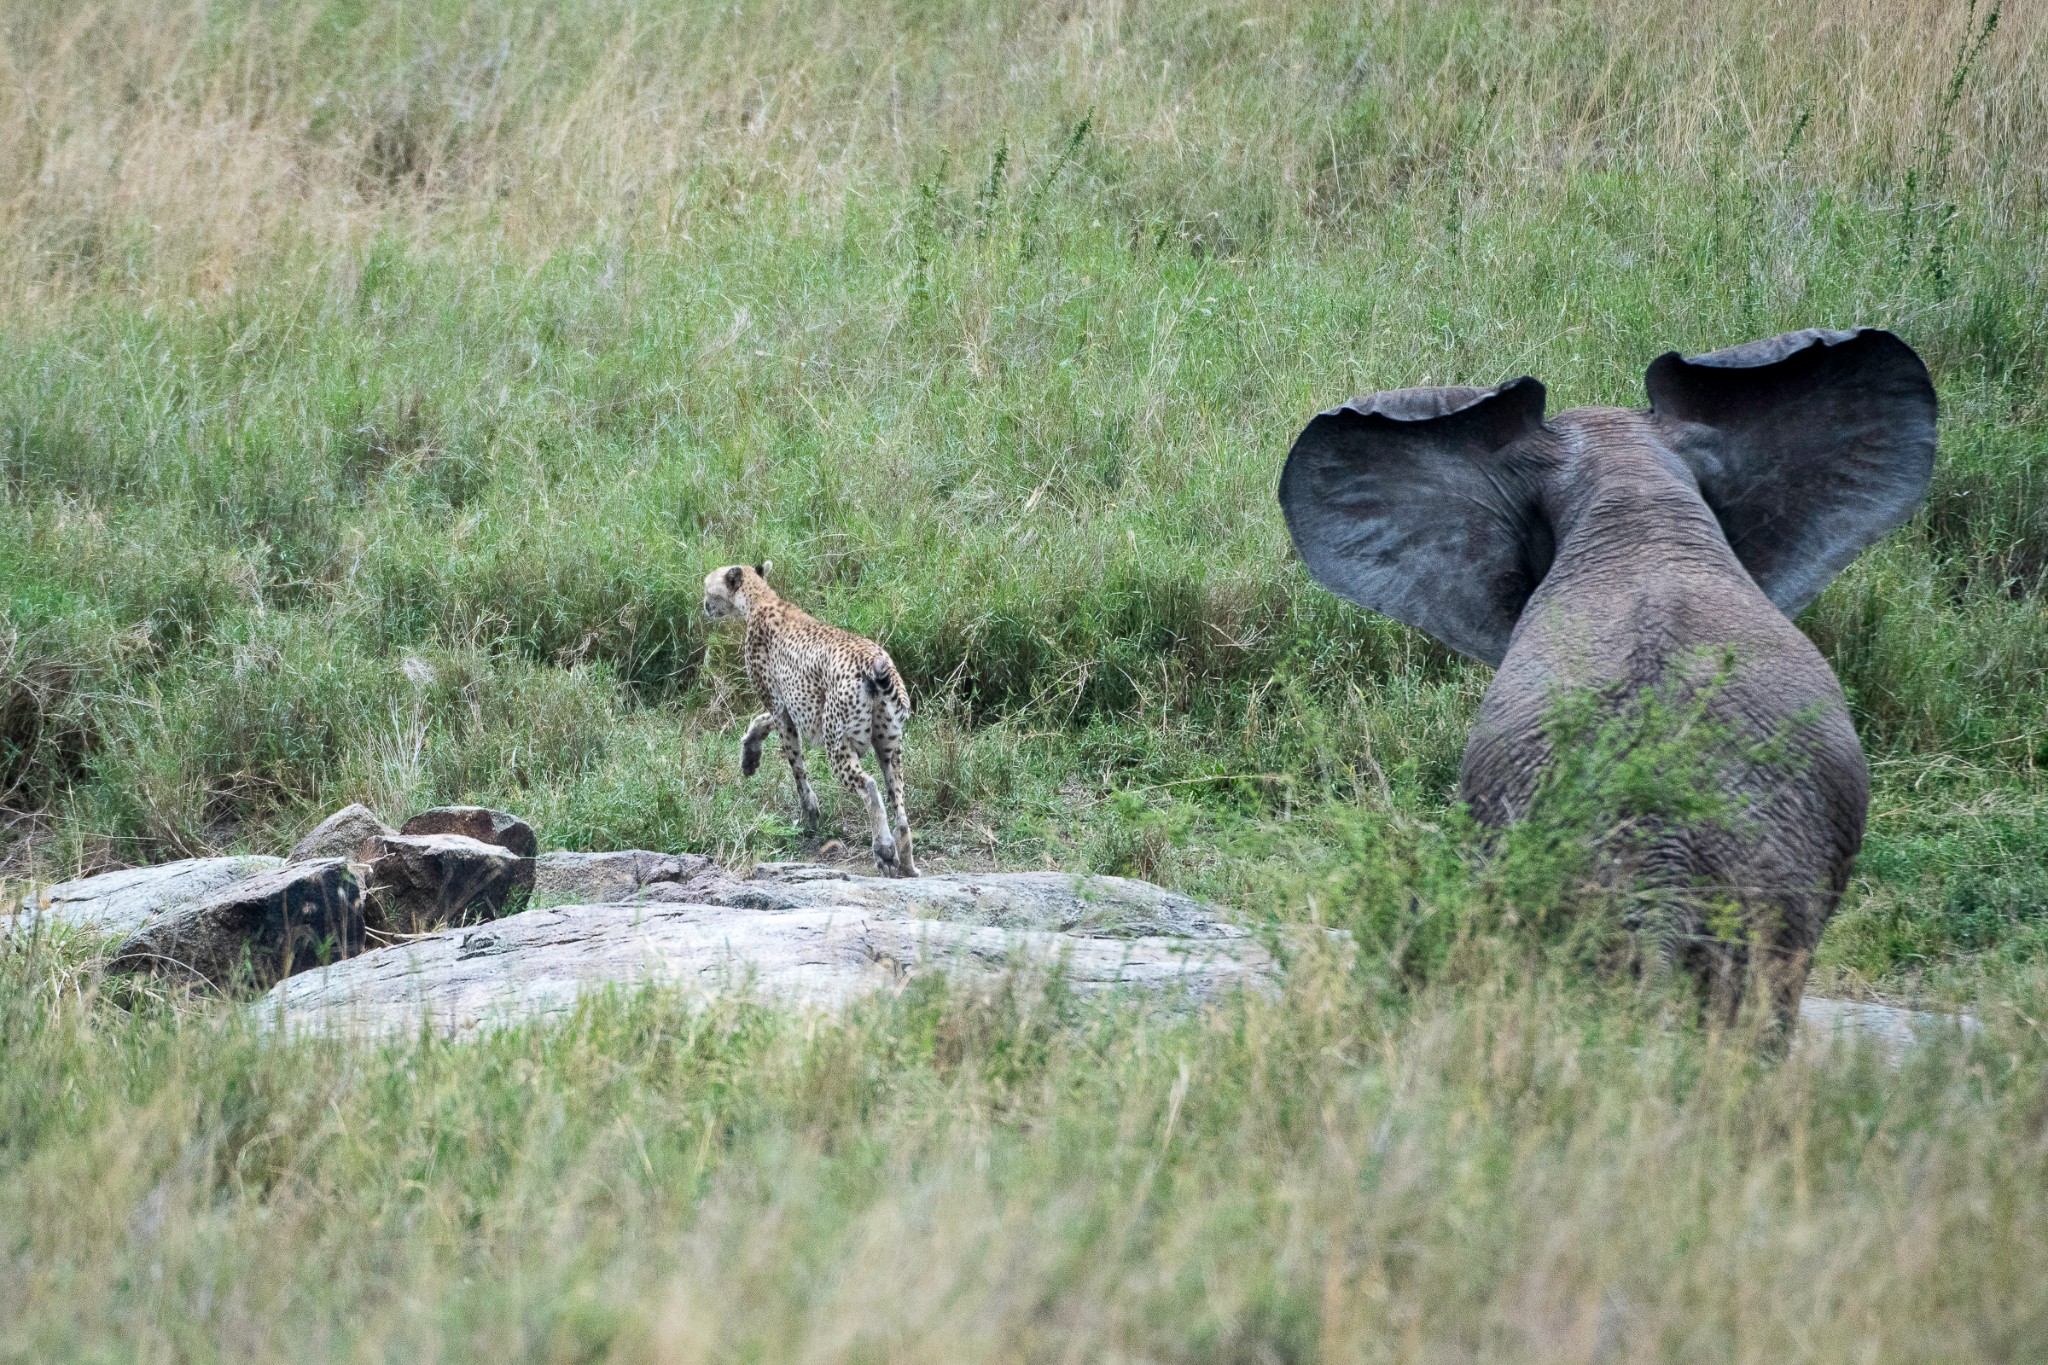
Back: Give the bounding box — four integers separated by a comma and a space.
2, 0, 2047, 1356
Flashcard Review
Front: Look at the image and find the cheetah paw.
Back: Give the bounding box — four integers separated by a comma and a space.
874, 846, 918, 878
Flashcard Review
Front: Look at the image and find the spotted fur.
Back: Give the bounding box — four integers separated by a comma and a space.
703, 562, 916, 876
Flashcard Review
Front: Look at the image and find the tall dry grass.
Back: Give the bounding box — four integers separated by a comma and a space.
2, 0, 2042, 310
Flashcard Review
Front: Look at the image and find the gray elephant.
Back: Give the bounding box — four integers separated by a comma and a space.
1278, 328, 1936, 1031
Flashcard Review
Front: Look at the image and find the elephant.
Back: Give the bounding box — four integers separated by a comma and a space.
1277, 328, 1936, 1032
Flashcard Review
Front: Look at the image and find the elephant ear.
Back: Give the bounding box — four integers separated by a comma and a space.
1277, 377, 1552, 667
1646, 328, 1936, 617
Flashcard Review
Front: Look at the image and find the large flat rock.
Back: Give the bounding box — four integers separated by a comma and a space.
258, 868, 1270, 1038
235, 860, 1977, 1053
694, 863, 1234, 937
532, 850, 728, 906
9, 856, 287, 937
1795, 995, 1978, 1057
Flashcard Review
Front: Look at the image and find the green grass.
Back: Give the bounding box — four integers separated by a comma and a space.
3, 0, 2048, 1354
7, 933, 2048, 1361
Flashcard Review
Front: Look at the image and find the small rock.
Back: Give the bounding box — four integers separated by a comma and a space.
9, 856, 287, 937
532, 850, 733, 905
361, 833, 532, 935
288, 804, 396, 862
400, 806, 538, 860
108, 860, 365, 992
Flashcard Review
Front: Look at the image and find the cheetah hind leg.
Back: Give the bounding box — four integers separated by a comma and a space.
875, 726, 917, 878
778, 713, 822, 832
826, 741, 901, 875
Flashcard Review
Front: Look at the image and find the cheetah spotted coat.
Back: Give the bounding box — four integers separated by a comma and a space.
702, 564, 916, 876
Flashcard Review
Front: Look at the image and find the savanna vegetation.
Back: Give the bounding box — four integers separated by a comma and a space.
2, 0, 2045, 1357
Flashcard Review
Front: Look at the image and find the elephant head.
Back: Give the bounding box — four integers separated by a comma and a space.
1278, 328, 1936, 1031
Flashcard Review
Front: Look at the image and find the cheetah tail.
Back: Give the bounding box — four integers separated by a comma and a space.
863, 658, 906, 711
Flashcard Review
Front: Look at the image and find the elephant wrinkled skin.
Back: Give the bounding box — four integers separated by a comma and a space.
1278, 328, 1936, 1031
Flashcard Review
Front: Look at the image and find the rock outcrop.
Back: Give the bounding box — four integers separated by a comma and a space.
1796, 995, 1980, 1057
258, 865, 1270, 1038
359, 833, 532, 935
532, 850, 730, 906
697, 862, 1235, 936
109, 859, 366, 991
399, 806, 538, 860
288, 804, 395, 862
11, 815, 1965, 1060
10, 856, 287, 936
250, 858, 1975, 1055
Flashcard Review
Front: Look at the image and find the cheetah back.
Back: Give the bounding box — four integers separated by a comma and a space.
747, 602, 905, 749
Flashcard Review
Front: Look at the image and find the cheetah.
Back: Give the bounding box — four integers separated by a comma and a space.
702, 561, 917, 877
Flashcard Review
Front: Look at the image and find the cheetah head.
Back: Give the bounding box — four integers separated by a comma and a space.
702, 561, 773, 621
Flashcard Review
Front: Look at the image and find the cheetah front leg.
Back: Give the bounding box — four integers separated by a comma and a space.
739, 712, 777, 777
777, 712, 823, 833
826, 742, 903, 876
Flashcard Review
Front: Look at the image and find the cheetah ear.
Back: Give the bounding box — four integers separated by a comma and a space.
725, 566, 743, 592
757, 560, 772, 579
